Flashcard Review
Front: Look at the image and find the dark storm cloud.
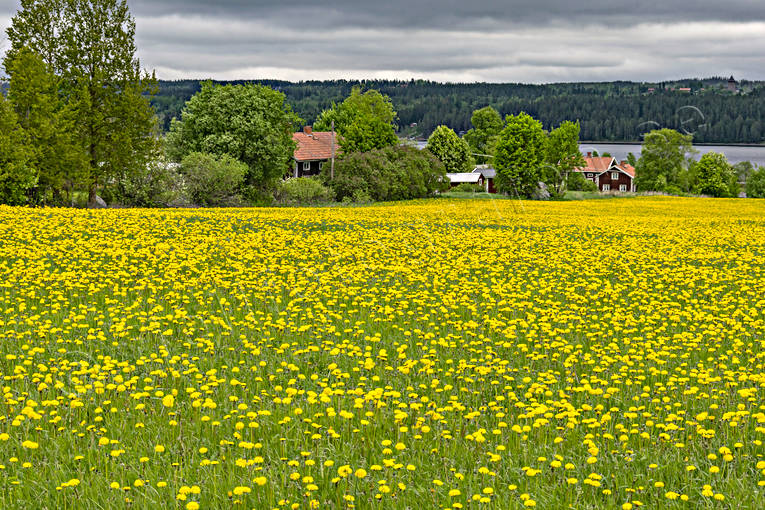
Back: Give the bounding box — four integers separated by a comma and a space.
126, 0, 765, 28
2, 1, 764, 82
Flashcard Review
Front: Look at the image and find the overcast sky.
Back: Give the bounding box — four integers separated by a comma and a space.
1, 0, 764, 83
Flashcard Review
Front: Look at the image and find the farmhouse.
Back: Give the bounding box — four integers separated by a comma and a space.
291, 126, 340, 178
574, 153, 636, 192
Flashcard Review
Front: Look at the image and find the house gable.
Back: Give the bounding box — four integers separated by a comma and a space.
574, 155, 636, 192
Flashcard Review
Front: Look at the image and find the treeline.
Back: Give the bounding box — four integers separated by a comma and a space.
152, 79, 765, 143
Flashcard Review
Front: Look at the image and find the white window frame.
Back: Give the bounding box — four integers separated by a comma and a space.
611, 172, 619, 180
318, 162, 323, 171
602, 184, 611, 191
303, 161, 311, 172
619, 184, 627, 192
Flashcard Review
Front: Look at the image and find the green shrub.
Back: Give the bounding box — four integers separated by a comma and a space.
112, 158, 182, 207
180, 152, 247, 207
452, 183, 484, 193
746, 167, 765, 198
567, 172, 598, 192
277, 177, 334, 205
329, 145, 447, 202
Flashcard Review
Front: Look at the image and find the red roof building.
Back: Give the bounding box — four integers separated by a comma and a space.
291, 126, 341, 177
574, 153, 636, 192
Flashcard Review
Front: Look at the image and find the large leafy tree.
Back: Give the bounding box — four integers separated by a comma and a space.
635, 129, 694, 191
0, 95, 35, 205
166, 81, 301, 192
5, 47, 86, 204
314, 87, 398, 153
426, 125, 473, 174
6, 0, 159, 204
494, 112, 546, 197
464, 106, 503, 164
543, 120, 585, 196
692, 152, 735, 197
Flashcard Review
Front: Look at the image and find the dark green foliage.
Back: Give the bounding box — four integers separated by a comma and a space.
4, 47, 86, 205
314, 87, 398, 153
635, 129, 694, 191
276, 177, 334, 205
426, 125, 473, 173
464, 106, 503, 164
494, 113, 546, 198
180, 152, 248, 207
745, 167, 765, 198
166, 82, 301, 192
692, 152, 736, 197
151, 78, 765, 143
328, 145, 447, 202
0, 95, 35, 205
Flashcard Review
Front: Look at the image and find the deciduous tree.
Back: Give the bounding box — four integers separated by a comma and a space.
543, 120, 585, 196
692, 152, 735, 197
314, 87, 398, 153
635, 129, 693, 191
464, 106, 503, 164
494, 112, 546, 198
426, 125, 473, 174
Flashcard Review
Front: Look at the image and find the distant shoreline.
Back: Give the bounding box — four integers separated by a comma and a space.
581, 141, 765, 147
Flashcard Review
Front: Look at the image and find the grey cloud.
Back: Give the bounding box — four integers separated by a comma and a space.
125, 1, 765, 28
1, 1, 764, 82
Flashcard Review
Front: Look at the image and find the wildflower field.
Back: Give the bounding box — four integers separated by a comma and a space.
1, 197, 764, 510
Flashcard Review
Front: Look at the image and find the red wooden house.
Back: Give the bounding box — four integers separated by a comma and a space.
291, 126, 341, 177
574, 154, 636, 192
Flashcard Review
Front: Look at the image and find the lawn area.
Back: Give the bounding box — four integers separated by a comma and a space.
0, 197, 764, 509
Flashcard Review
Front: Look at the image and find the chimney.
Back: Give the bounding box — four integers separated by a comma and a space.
587, 151, 592, 157
303, 126, 312, 135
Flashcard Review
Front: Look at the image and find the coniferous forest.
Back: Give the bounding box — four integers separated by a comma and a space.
152, 78, 765, 143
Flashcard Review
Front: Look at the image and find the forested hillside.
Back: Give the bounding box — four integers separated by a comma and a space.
153, 79, 765, 143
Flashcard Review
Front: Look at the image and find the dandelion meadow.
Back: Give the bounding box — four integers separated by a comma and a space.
1, 197, 764, 509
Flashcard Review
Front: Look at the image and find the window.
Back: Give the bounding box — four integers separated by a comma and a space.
587, 173, 593, 178
318, 162, 323, 171
602, 184, 611, 191
303, 161, 311, 172
619, 184, 627, 192
611, 172, 619, 180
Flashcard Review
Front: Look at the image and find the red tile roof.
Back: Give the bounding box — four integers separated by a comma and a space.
293, 131, 341, 162
575, 156, 636, 178
616, 161, 636, 178
576, 156, 614, 173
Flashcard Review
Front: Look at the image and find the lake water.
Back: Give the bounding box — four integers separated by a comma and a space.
413, 141, 765, 167
578, 143, 765, 167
